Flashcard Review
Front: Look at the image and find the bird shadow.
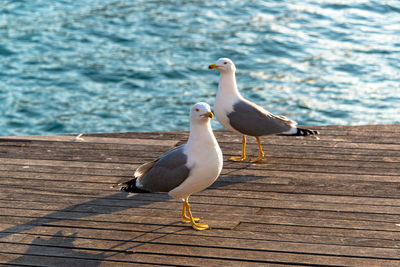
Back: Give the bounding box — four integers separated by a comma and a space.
2, 165, 266, 264
4, 225, 189, 266
5, 230, 105, 266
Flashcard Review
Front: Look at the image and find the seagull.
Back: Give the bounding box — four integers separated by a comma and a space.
209, 58, 318, 163
120, 102, 223, 230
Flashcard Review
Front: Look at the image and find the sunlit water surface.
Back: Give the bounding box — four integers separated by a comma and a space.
1, 0, 399, 135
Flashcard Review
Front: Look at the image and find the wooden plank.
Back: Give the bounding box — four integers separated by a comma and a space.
2, 175, 400, 199
1, 138, 399, 162
2, 230, 400, 260
1, 125, 400, 266
3, 188, 400, 217
0, 253, 147, 267
0, 140, 177, 153
2, 217, 397, 245
1, 204, 398, 239
0, 163, 134, 177
2, 182, 400, 218
2, 164, 399, 185
220, 136, 400, 151
0, 202, 398, 233
2, 130, 400, 157
2, 144, 400, 164
0, 246, 247, 266
3, 187, 400, 216
0, 208, 239, 230
1, 223, 398, 250
0, 157, 134, 170
0, 155, 398, 178
0, 135, 179, 147
211, 180, 400, 198
1, 240, 399, 266
220, 168, 400, 183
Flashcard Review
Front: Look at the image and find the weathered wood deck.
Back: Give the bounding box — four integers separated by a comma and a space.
0, 124, 399, 266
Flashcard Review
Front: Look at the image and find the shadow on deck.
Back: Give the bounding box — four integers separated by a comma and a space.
0, 125, 400, 266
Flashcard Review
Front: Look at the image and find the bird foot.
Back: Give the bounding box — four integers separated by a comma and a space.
250, 156, 264, 163
191, 222, 209, 231
229, 156, 246, 162
182, 215, 200, 223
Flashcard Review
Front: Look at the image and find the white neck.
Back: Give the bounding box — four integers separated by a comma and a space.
216, 71, 242, 103
187, 121, 217, 149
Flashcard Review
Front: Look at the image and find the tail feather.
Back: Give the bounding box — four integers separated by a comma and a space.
119, 178, 150, 194
282, 127, 319, 136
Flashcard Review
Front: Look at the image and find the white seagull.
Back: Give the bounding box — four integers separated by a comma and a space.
120, 102, 223, 230
209, 58, 318, 163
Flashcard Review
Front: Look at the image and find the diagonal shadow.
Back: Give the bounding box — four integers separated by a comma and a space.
5, 230, 105, 266
6, 224, 199, 267
0, 192, 170, 240
0, 167, 266, 241
2, 166, 267, 264
5, 225, 190, 265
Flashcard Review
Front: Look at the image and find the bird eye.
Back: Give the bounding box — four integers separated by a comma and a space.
195, 108, 199, 112
224, 62, 227, 65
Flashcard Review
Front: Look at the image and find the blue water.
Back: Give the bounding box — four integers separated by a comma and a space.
1, 0, 399, 136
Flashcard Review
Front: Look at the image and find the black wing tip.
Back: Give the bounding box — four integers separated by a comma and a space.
119, 179, 151, 194
284, 128, 319, 136
299, 128, 319, 136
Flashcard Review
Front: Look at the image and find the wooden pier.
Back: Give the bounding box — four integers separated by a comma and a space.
0, 124, 399, 266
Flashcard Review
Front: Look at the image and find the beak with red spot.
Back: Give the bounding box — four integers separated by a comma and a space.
202, 111, 214, 119
208, 63, 218, 70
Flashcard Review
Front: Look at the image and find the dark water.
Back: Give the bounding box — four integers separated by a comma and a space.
1, 0, 399, 136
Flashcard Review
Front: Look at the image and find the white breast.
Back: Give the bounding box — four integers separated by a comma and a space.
214, 93, 242, 134
168, 139, 223, 200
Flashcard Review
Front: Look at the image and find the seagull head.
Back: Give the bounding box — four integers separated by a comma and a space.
208, 58, 236, 73
190, 102, 214, 124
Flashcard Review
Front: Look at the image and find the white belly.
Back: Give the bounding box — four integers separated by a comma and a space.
214, 96, 242, 134
168, 144, 223, 200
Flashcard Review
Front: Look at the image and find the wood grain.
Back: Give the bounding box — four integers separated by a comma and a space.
1, 125, 400, 266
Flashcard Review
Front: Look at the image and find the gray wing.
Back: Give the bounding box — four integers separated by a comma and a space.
136, 145, 190, 193
227, 99, 296, 136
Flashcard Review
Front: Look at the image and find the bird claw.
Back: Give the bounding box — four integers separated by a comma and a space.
182, 216, 200, 223
191, 222, 209, 231
250, 156, 264, 163
229, 156, 246, 162
182, 215, 207, 230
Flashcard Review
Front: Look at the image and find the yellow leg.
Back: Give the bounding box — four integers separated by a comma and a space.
230, 135, 246, 161
183, 199, 208, 231
181, 201, 199, 223
250, 137, 265, 163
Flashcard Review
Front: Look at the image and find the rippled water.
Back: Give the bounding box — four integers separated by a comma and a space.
1, 0, 399, 136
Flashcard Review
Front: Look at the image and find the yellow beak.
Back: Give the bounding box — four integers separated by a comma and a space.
208, 64, 218, 70
202, 111, 214, 119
